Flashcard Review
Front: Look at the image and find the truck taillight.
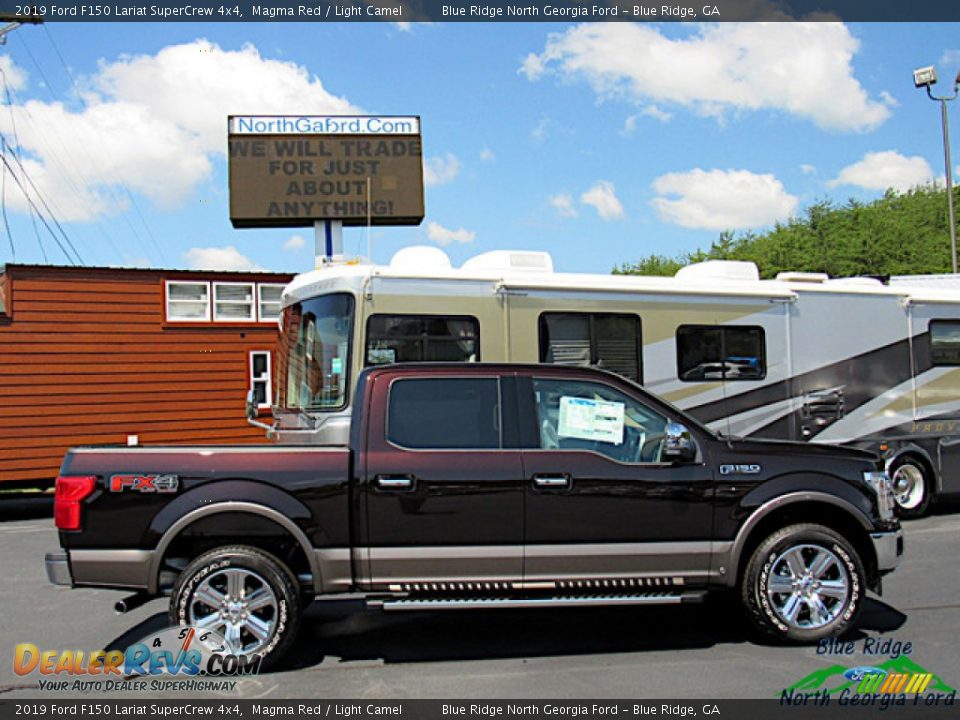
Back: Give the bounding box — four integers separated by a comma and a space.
54, 475, 97, 530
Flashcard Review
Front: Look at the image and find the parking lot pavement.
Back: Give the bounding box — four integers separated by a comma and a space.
2, 504, 958, 700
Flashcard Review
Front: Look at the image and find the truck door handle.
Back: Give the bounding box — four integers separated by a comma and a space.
375, 474, 415, 491
533, 475, 571, 490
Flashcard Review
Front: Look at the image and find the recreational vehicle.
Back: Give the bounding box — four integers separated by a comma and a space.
268, 246, 960, 517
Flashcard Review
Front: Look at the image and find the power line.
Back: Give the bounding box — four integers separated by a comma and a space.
0, 147, 79, 265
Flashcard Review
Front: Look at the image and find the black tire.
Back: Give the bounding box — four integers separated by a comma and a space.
741, 523, 865, 644
169, 545, 300, 669
889, 457, 932, 519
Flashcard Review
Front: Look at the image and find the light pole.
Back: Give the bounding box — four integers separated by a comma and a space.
914, 65, 959, 274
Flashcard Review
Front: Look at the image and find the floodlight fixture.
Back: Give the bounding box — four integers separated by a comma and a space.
914, 65, 938, 88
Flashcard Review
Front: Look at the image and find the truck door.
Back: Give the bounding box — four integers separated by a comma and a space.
359, 372, 525, 590
518, 372, 715, 586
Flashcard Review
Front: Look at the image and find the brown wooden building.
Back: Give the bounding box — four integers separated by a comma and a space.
0, 264, 295, 487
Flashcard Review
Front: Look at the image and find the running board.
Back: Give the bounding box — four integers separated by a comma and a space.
374, 591, 707, 612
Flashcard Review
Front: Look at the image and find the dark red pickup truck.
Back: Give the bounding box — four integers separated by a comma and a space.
47, 363, 902, 665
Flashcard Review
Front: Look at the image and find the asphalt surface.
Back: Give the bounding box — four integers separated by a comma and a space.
1, 497, 958, 700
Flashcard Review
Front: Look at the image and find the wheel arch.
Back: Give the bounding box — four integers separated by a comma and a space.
148, 502, 320, 595
724, 493, 879, 592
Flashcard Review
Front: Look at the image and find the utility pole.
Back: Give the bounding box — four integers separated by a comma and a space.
0, 13, 43, 45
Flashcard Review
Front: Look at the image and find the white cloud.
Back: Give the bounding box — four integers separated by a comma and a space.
479, 147, 495, 163
427, 221, 476, 246
283, 234, 306, 251
549, 193, 578, 218
521, 23, 891, 133
0, 41, 358, 222
0, 55, 27, 91
531, 116, 549, 143
940, 50, 960, 67
580, 181, 624, 221
423, 153, 461, 186
652, 168, 798, 230
621, 106, 673, 136
184, 245, 265, 272
829, 151, 934, 192
800, 164, 817, 175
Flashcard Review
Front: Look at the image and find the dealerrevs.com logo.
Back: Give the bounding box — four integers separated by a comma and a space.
14, 626, 261, 693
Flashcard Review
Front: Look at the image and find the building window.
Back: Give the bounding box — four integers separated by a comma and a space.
249, 351, 272, 409
676, 325, 766, 381
213, 282, 255, 322
539, 313, 643, 383
365, 315, 480, 366
166, 281, 211, 322
387, 377, 501, 449
258, 284, 285, 322
930, 320, 960, 366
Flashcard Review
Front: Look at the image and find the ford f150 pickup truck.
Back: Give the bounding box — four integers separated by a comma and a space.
46, 363, 903, 666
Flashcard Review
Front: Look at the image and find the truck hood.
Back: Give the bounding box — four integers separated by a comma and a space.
720, 437, 878, 464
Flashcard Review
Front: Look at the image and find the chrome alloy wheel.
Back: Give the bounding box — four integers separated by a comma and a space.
891, 463, 926, 511
766, 544, 850, 630
188, 568, 278, 654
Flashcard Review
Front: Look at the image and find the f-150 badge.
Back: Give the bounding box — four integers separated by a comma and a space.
719, 464, 761, 475
109, 474, 179, 493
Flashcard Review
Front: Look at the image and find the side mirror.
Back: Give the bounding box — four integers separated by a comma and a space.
245, 389, 258, 421
663, 422, 697, 463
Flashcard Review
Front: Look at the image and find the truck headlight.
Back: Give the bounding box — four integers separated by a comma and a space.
863, 470, 895, 520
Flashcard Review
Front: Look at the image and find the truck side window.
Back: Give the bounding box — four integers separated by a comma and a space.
676, 325, 766, 381
532, 378, 668, 464
366, 315, 480, 366
387, 377, 501, 449
539, 313, 642, 383
930, 320, 960, 365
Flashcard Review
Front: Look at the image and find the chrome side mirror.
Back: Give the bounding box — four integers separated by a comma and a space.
245, 389, 258, 421
663, 422, 697, 463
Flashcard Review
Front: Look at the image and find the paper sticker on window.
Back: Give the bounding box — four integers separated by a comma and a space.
331, 357, 343, 374
557, 396, 625, 445
368, 348, 396, 365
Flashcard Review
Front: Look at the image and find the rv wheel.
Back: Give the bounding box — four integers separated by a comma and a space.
889, 457, 931, 518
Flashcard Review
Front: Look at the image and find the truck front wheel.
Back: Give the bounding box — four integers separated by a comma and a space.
741, 524, 865, 643
169, 545, 300, 668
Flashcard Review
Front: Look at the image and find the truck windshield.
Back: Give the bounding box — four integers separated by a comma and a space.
276, 293, 355, 411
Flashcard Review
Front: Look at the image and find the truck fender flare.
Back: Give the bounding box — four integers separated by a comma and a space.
723, 491, 874, 587
147, 501, 320, 594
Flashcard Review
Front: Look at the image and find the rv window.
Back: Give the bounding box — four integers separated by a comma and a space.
387, 377, 501, 449
676, 325, 766, 382
539, 313, 642, 383
366, 315, 479, 365
930, 321, 960, 365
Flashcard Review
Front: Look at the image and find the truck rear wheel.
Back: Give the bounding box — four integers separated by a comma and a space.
169, 545, 300, 669
741, 523, 864, 643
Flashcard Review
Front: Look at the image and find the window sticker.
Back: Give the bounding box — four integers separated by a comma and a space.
331, 357, 344, 374
367, 348, 397, 365
557, 396, 625, 445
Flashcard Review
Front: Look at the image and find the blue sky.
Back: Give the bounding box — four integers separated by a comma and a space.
0, 21, 958, 274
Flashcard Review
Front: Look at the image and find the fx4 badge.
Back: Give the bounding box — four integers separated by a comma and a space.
109, 474, 179, 493
720, 464, 762, 476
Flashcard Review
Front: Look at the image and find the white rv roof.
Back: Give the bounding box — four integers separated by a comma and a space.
282, 247, 960, 307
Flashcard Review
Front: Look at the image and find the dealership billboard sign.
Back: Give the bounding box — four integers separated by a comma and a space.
227, 115, 424, 228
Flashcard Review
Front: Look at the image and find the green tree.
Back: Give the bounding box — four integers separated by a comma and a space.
615, 184, 958, 279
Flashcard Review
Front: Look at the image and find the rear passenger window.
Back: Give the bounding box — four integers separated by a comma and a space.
387, 378, 501, 449
677, 325, 766, 381
930, 320, 960, 365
